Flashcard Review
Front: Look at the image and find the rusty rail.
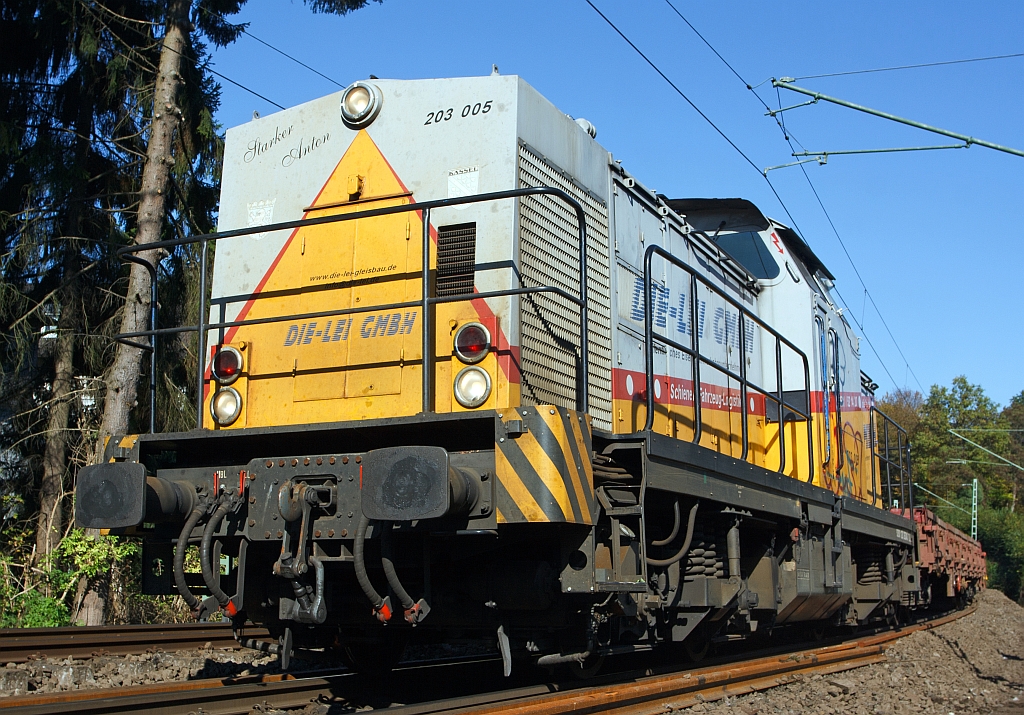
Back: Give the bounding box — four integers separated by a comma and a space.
0, 606, 975, 715
0, 622, 268, 664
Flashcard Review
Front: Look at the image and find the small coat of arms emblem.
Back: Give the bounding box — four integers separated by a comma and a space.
247, 199, 276, 240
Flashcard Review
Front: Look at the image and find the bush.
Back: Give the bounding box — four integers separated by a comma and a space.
17, 591, 70, 628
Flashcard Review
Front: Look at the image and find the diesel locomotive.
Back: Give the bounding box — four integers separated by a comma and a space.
76, 74, 985, 672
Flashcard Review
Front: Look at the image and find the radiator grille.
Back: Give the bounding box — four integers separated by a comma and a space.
518, 143, 612, 429
436, 222, 477, 297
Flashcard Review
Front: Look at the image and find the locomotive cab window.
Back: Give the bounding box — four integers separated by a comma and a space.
714, 231, 780, 280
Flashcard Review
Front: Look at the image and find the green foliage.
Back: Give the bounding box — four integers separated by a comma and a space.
0, 521, 144, 627
1, 0, 382, 626
880, 377, 1024, 601
0, 522, 70, 627
978, 507, 1024, 600
54, 528, 140, 579
911, 376, 1014, 507
17, 592, 70, 628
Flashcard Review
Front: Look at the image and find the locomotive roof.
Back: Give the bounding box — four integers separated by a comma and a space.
663, 197, 835, 281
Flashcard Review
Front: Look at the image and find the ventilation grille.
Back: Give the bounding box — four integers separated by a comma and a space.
436, 223, 477, 297
518, 143, 612, 429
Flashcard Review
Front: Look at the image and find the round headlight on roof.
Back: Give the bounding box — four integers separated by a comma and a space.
341, 81, 383, 128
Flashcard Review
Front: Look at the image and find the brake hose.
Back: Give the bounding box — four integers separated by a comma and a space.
380, 522, 415, 612
353, 515, 392, 622
200, 499, 238, 616
173, 508, 205, 612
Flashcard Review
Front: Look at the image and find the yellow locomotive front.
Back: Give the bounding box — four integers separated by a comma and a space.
76, 75, 929, 673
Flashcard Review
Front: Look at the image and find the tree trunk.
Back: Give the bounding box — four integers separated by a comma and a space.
80, 0, 191, 625
72, 574, 109, 626
36, 78, 92, 568
35, 300, 76, 566
93, 0, 190, 460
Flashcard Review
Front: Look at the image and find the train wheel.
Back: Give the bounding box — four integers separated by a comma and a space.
683, 636, 710, 662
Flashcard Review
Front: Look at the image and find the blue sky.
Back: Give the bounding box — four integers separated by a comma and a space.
208, 0, 1024, 407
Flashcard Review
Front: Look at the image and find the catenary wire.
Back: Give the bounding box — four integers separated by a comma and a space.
205, 65, 286, 110
159, 41, 286, 110
199, 7, 346, 88
780, 110, 927, 393
656, 0, 924, 393
584, 0, 762, 176
832, 286, 899, 388
583, 1, 806, 238
793, 51, 1024, 81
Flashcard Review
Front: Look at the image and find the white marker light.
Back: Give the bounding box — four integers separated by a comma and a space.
211, 387, 242, 426
454, 366, 491, 408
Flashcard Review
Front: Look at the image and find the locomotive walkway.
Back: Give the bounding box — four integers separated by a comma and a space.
0, 608, 972, 715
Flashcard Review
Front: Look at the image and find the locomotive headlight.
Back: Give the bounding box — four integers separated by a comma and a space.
211, 345, 243, 384
453, 322, 491, 364
453, 366, 491, 408
211, 387, 242, 426
341, 81, 383, 128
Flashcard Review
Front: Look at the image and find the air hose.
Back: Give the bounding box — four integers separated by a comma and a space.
380, 522, 415, 610
651, 500, 682, 547
200, 498, 238, 617
380, 522, 431, 624
354, 515, 392, 623
646, 502, 699, 567
173, 507, 205, 612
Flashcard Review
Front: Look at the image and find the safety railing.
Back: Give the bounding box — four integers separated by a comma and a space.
642, 244, 814, 478
115, 187, 591, 432
870, 406, 913, 511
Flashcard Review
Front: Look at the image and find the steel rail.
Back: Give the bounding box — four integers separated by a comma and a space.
0, 606, 975, 715
0, 622, 269, 664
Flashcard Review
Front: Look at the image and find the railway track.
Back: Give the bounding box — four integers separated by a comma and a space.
0, 607, 974, 715
0, 622, 269, 663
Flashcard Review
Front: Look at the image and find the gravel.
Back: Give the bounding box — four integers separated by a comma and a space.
1, 589, 1020, 714
675, 588, 1024, 715
0, 643, 335, 695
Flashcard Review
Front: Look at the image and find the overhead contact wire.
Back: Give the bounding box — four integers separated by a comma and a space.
159, 41, 286, 109
583, 0, 762, 177
200, 7, 345, 88
657, 0, 924, 392
584, 1, 807, 238
794, 51, 1024, 80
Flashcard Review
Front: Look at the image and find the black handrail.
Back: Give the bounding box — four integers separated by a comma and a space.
828, 328, 846, 477
114, 187, 591, 431
870, 406, 913, 512
642, 244, 814, 478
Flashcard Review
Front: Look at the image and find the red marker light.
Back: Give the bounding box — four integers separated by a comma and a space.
454, 323, 490, 364
212, 346, 243, 384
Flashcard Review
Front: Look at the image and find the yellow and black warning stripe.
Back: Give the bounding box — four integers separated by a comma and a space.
103, 434, 139, 463
495, 406, 595, 525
